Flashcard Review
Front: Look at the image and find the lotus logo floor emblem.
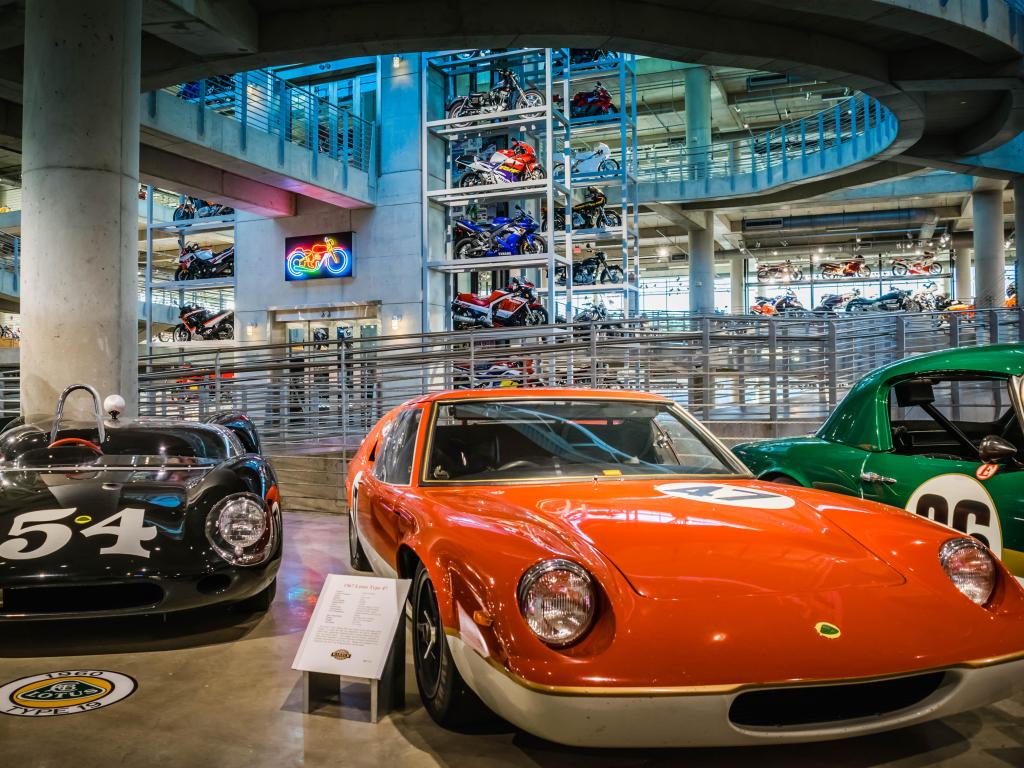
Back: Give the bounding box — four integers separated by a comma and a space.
331, 649, 352, 661
815, 622, 842, 639
0, 671, 136, 717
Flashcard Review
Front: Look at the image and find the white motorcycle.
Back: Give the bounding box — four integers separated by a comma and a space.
554, 142, 619, 178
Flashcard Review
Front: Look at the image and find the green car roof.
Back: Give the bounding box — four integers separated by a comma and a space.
817, 343, 1024, 452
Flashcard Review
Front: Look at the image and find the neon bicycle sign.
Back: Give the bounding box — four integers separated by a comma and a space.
285, 232, 354, 281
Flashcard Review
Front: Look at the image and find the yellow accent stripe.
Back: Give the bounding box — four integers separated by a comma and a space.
444, 628, 1024, 698
1002, 547, 1024, 579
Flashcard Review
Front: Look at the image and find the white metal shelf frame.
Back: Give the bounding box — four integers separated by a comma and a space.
143, 187, 237, 353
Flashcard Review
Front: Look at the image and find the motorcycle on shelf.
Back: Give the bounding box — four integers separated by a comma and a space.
457, 140, 545, 187
819, 258, 871, 279
454, 49, 509, 60
548, 187, 621, 230
891, 255, 943, 276
1007, 283, 1018, 308
909, 281, 942, 311
451, 278, 548, 329
569, 49, 618, 65
845, 287, 921, 313
750, 290, 808, 316
446, 69, 544, 126
175, 242, 235, 280
935, 294, 975, 320
171, 304, 234, 341
567, 82, 617, 118
555, 251, 624, 286
553, 143, 619, 177
172, 197, 234, 221
756, 260, 804, 282
453, 359, 533, 389
813, 289, 861, 314
452, 206, 546, 259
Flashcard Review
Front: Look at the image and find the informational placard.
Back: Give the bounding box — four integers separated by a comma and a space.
285, 231, 354, 281
292, 574, 410, 680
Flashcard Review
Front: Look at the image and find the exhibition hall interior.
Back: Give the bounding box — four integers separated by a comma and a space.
2, 1, 1024, 766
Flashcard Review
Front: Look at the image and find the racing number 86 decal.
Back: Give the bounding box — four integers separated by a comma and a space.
0, 508, 157, 560
905, 474, 1003, 557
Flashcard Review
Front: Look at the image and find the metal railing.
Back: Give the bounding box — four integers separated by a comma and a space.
131, 309, 1022, 453
161, 69, 375, 174
637, 95, 897, 187
0, 232, 18, 293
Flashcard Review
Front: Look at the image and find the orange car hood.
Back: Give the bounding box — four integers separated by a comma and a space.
429, 478, 904, 599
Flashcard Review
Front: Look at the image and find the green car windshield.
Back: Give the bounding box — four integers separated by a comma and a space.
425, 399, 740, 482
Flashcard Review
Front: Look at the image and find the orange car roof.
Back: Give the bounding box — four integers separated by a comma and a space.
408, 387, 671, 405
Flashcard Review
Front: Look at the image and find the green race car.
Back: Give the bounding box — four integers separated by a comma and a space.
734, 344, 1024, 583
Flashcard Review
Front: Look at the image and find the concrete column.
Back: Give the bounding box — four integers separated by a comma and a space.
972, 189, 1005, 309
688, 211, 715, 314
730, 257, 746, 314
954, 248, 973, 302
21, 0, 142, 417
1014, 177, 1024, 301
684, 66, 712, 180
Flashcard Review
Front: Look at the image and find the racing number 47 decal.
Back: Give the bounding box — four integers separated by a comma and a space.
0, 508, 157, 560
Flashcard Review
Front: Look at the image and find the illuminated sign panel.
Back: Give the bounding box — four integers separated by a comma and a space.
285, 232, 354, 281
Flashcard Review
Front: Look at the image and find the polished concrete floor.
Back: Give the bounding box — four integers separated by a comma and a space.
1, 511, 1022, 768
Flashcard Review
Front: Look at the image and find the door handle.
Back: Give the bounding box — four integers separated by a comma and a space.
860, 471, 897, 485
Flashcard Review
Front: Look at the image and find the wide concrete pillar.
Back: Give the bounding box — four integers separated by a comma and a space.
954, 249, 973, 302
21, 0, 142, 417
972, 189, 1005, 309
688, 211, 715, 314
1014, 177, 1024, 301
730, 257, 746, 314
684, 66, 712, 180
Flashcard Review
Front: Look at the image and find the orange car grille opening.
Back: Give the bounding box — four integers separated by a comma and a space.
729, 672, 947, 728
0, 583, 165, 615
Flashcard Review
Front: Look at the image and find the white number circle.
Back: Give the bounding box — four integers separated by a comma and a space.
657, 482, 796, 509
905, 474, 1003, 557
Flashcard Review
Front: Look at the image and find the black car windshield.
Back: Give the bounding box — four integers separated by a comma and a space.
425, 399, 739, 482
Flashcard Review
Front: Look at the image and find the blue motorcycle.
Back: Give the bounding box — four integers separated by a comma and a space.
453, 207, 546, 259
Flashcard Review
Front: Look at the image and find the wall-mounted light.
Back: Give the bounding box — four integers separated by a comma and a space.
392, 54, 402, 68
391, 313, 401, 331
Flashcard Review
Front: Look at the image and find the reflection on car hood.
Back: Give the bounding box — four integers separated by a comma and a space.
430, 478, 905, 599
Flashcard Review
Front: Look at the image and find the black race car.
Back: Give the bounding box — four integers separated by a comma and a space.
0, 385, 282, 619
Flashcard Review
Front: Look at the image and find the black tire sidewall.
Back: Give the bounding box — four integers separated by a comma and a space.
412, 563, 467, 724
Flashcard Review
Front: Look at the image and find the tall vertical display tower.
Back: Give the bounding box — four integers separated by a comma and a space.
420, 48, 638, 332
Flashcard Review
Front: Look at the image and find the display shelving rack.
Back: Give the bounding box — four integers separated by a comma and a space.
420, 47, 639, 330
142, 186, 237, 353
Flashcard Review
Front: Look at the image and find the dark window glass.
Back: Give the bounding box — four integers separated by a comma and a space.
373, 409, 422, 485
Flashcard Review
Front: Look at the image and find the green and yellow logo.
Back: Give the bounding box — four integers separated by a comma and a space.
1, 670, 136, 717
814, 622, 842, 639
12, 677, 112, 708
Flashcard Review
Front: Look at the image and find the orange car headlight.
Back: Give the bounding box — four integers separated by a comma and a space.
518, 559, 596, 647
940, 537, 995, 606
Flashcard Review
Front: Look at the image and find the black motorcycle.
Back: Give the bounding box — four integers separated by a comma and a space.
175, 243, 235, 280
172, 197, 234, 221
172, 304, 234, 341
549, 187, 621, 231
556, 251, 624, 286
569, 49, 618, 65
813, 290, 860, 315
756, 260, 804, 282
446, 69, 544, 126
845, 288, 921, 313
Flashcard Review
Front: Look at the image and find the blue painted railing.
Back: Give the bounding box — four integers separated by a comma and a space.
637, 95, 898, 198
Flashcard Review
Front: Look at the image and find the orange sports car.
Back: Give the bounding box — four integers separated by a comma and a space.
345, 388, 1024, 747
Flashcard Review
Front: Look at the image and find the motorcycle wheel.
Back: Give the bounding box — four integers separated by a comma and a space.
458, 172, 486, 188
846, 303, 868, 313
571, 212, 587, 229
756, 269, 769, 281
218, 322, 234, 340
553, 162, 565, 178
519, 236, 547, 255
600, 210, 621, 228
892, 264, 908, 276
603, 266, 624, 284
524, 167, 546, 181
174, 268, 187, 281
599, 159, 620, 172
447, 101, 473, 129
516, 90, 545, 109
820, 271, 835, 280
528, 307, 549, 326
903, 300, 922, 313
857, 265, 871, 277
454, 239, 478, 259
928, 263, 942, 275
791, 269, 804, 281
172, 325, 191, 342
552, 212, 566, 231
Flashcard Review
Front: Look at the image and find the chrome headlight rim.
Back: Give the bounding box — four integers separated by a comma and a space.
205, 492, 278, 567
517, 558, 597, 648
939, 536, 996, 606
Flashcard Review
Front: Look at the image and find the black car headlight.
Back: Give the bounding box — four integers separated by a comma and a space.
517, 559, 596, 647
940, 537, 995, 605
205, 493, 278, 566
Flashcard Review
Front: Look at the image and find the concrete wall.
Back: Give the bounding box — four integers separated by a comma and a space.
234, 55, 427, 339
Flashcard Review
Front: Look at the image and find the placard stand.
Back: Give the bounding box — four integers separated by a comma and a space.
301, 608, 406, 723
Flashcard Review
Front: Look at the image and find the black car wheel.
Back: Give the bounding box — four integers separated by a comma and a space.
412, 563, 484, 727
349, 492, 372, 572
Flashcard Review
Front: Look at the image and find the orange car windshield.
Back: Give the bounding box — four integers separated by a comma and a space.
425, 399, 738, 482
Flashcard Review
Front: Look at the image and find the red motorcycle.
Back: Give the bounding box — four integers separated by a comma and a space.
568, 82, 617, 117
457, 139, 544, 186
891, 255, 942, 276
820, 259, 870, 279
451, 278, 548, 329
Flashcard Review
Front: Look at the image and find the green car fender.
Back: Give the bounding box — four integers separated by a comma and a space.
733, 436, 867, 497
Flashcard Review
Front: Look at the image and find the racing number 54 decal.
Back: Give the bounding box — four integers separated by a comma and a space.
905, 475, 1003, 557
0, 508, 157, 560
